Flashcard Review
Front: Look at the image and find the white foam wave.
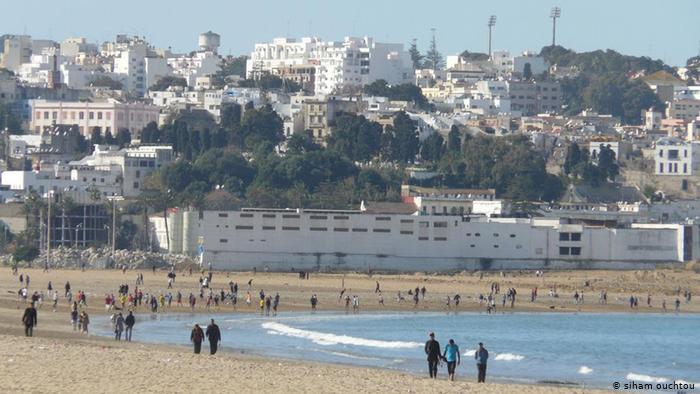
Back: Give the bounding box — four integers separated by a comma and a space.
261, 322, 422, 349
328, 351, 381, 361
578, 366, 593, 375
463, 350, 476, 357
626, 373, 668, 383
494, 353, 525, 361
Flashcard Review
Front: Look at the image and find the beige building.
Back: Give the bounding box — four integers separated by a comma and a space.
30, 99, 160, 137
301, 97, 360, 142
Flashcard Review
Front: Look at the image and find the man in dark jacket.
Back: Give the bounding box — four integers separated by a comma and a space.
424, 332, 442, 378
475, 342, 489, 383
22, 302, 37, 337
190, 324, 204, 354
205, 319, 221, 355
124, 311, 135, 341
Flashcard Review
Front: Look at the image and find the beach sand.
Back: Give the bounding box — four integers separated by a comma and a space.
0, 266, 696, 393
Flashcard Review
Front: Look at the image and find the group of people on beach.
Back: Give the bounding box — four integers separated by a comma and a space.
425, 332, 489, 383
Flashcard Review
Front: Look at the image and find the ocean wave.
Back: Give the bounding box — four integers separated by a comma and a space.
626, 373, 668, 383
463, 350, 476, 357
494, 353, 525, 361
328, 351, 381, 361
261, 322, 423, 349
578, 366, 593, 375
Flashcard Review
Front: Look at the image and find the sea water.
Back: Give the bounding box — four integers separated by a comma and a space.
95, 312, 700, 388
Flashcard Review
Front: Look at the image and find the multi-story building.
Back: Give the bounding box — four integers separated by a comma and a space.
301, 96, 361, 142
0, 35, 32, 73
30, 99, 160, 137
666, 99, 700, 122
246, 36, 413, 95
654, 137, 700, 176
507, 80, 561, 115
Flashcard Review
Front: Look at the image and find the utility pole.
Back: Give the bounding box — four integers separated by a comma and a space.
47, 191, 52, 270
488, 15, 497, 59
550, 7, 561, 47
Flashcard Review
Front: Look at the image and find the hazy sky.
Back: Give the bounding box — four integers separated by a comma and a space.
5, 0, 700, 66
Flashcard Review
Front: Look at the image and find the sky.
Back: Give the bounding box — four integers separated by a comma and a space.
5, 0, 700, 66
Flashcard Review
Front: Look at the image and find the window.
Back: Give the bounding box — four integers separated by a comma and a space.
571, 233, 581, 241
493, 233, 499, 237
434, 221, 447, 228
466, 233, 471, 237
133, 182, 139, 189
493, 245, 499, 248
571, 247, 582, 255
282, 226, 300, 231
376, 216, 391, 221
262, 226, 276, 230
310, 227, 327, 231
400, 231, 413, 235
240, 213, 254, 218
235, 225, 253, 230
97, 112, 102, 120
475, 233, 481, 237
559, 233, 570, 241
283, 214, 300, 219
89, 112, 94, 120
333, 228, 349, 232
351, 228, 368, 232
559, 247, 570, 255
219, 239, 228, 243
419, 221, 429, 228
418, 237, 429, 241
218, 213, 229, 218
509, 234, 516, 238
310, 215, 327, 220
400, 219, 414, 224
470, 244, 475, 248
262, 214, 276, 218
434, 237, 447, 241
373, 229, 390, 233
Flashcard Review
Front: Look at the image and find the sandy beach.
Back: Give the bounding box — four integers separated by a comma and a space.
0, 266, 697, 393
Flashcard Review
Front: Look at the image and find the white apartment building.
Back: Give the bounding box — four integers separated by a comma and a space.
654, 137, 700, 176
0, 35, 32, 73
247, 36, 413, 95
69, 144, 174, 197
167, 51, 221, 87
30, 99, 160, 137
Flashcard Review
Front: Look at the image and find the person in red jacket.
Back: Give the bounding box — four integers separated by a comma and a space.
190, 324, 204, 354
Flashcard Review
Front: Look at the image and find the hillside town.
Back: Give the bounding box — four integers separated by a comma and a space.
1, 17, 700, 271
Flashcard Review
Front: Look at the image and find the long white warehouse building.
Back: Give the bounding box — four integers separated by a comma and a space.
151, 208, 698, 272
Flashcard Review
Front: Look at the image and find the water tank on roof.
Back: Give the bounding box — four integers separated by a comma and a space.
198, 31, 220, 53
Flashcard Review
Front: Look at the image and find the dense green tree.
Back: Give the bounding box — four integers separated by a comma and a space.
563, 142, 582, 175
211, 56, 248, 88
104, 130, 116, 145
235, 104, 283, 150
408, 39, 423, 69
90, 128, 103, 145
150, 76, 188, 91
327, 114, 382, 162
447, 125, 461, 152
384, 112, 420, 163
420, 132, 444, 162
459, 51, 490, 61
116, 128, 131, 147
363, 80, 432, 111
221, 103, 242, 130
286, 131, 320, 154
140, 122, 160, 143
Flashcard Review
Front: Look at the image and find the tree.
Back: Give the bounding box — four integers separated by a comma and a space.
235, 104, 283, 151
116, 128, 131, 147
90, 128, 103, 145
140, 122, 159, 144
150, 76, 188, 91
423, 30, 444, 70
447, 125, 461, 153
420, 132, 444, 162
286, 131, 320, 154
563, 142, 582, 175
584, 73, 662, 124
597, 144, 619, 181
220, 103, 242, 130
211, 55, 248, 88
364, 79, 432, 111
459, 51, 490, 61
523, 63, 533, 80
326, 114, 382, 162
104, 130, 116, 145
385, 112, 420, 163
408, 39, 423, 69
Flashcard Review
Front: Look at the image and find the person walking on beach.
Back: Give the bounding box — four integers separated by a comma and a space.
79, 311, 90, 334
22, 302, 37, 337
114, 313, 125, 341
206, 319, 221, 355
70, 305, 79, 331
443, 339, 460, 381
424, 332, 442, 379
125, 311, 135, 341
191, 324, 204, 354
475, 342, 489, 383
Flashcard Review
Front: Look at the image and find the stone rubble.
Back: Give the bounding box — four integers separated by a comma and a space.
3, 246, 197, 269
